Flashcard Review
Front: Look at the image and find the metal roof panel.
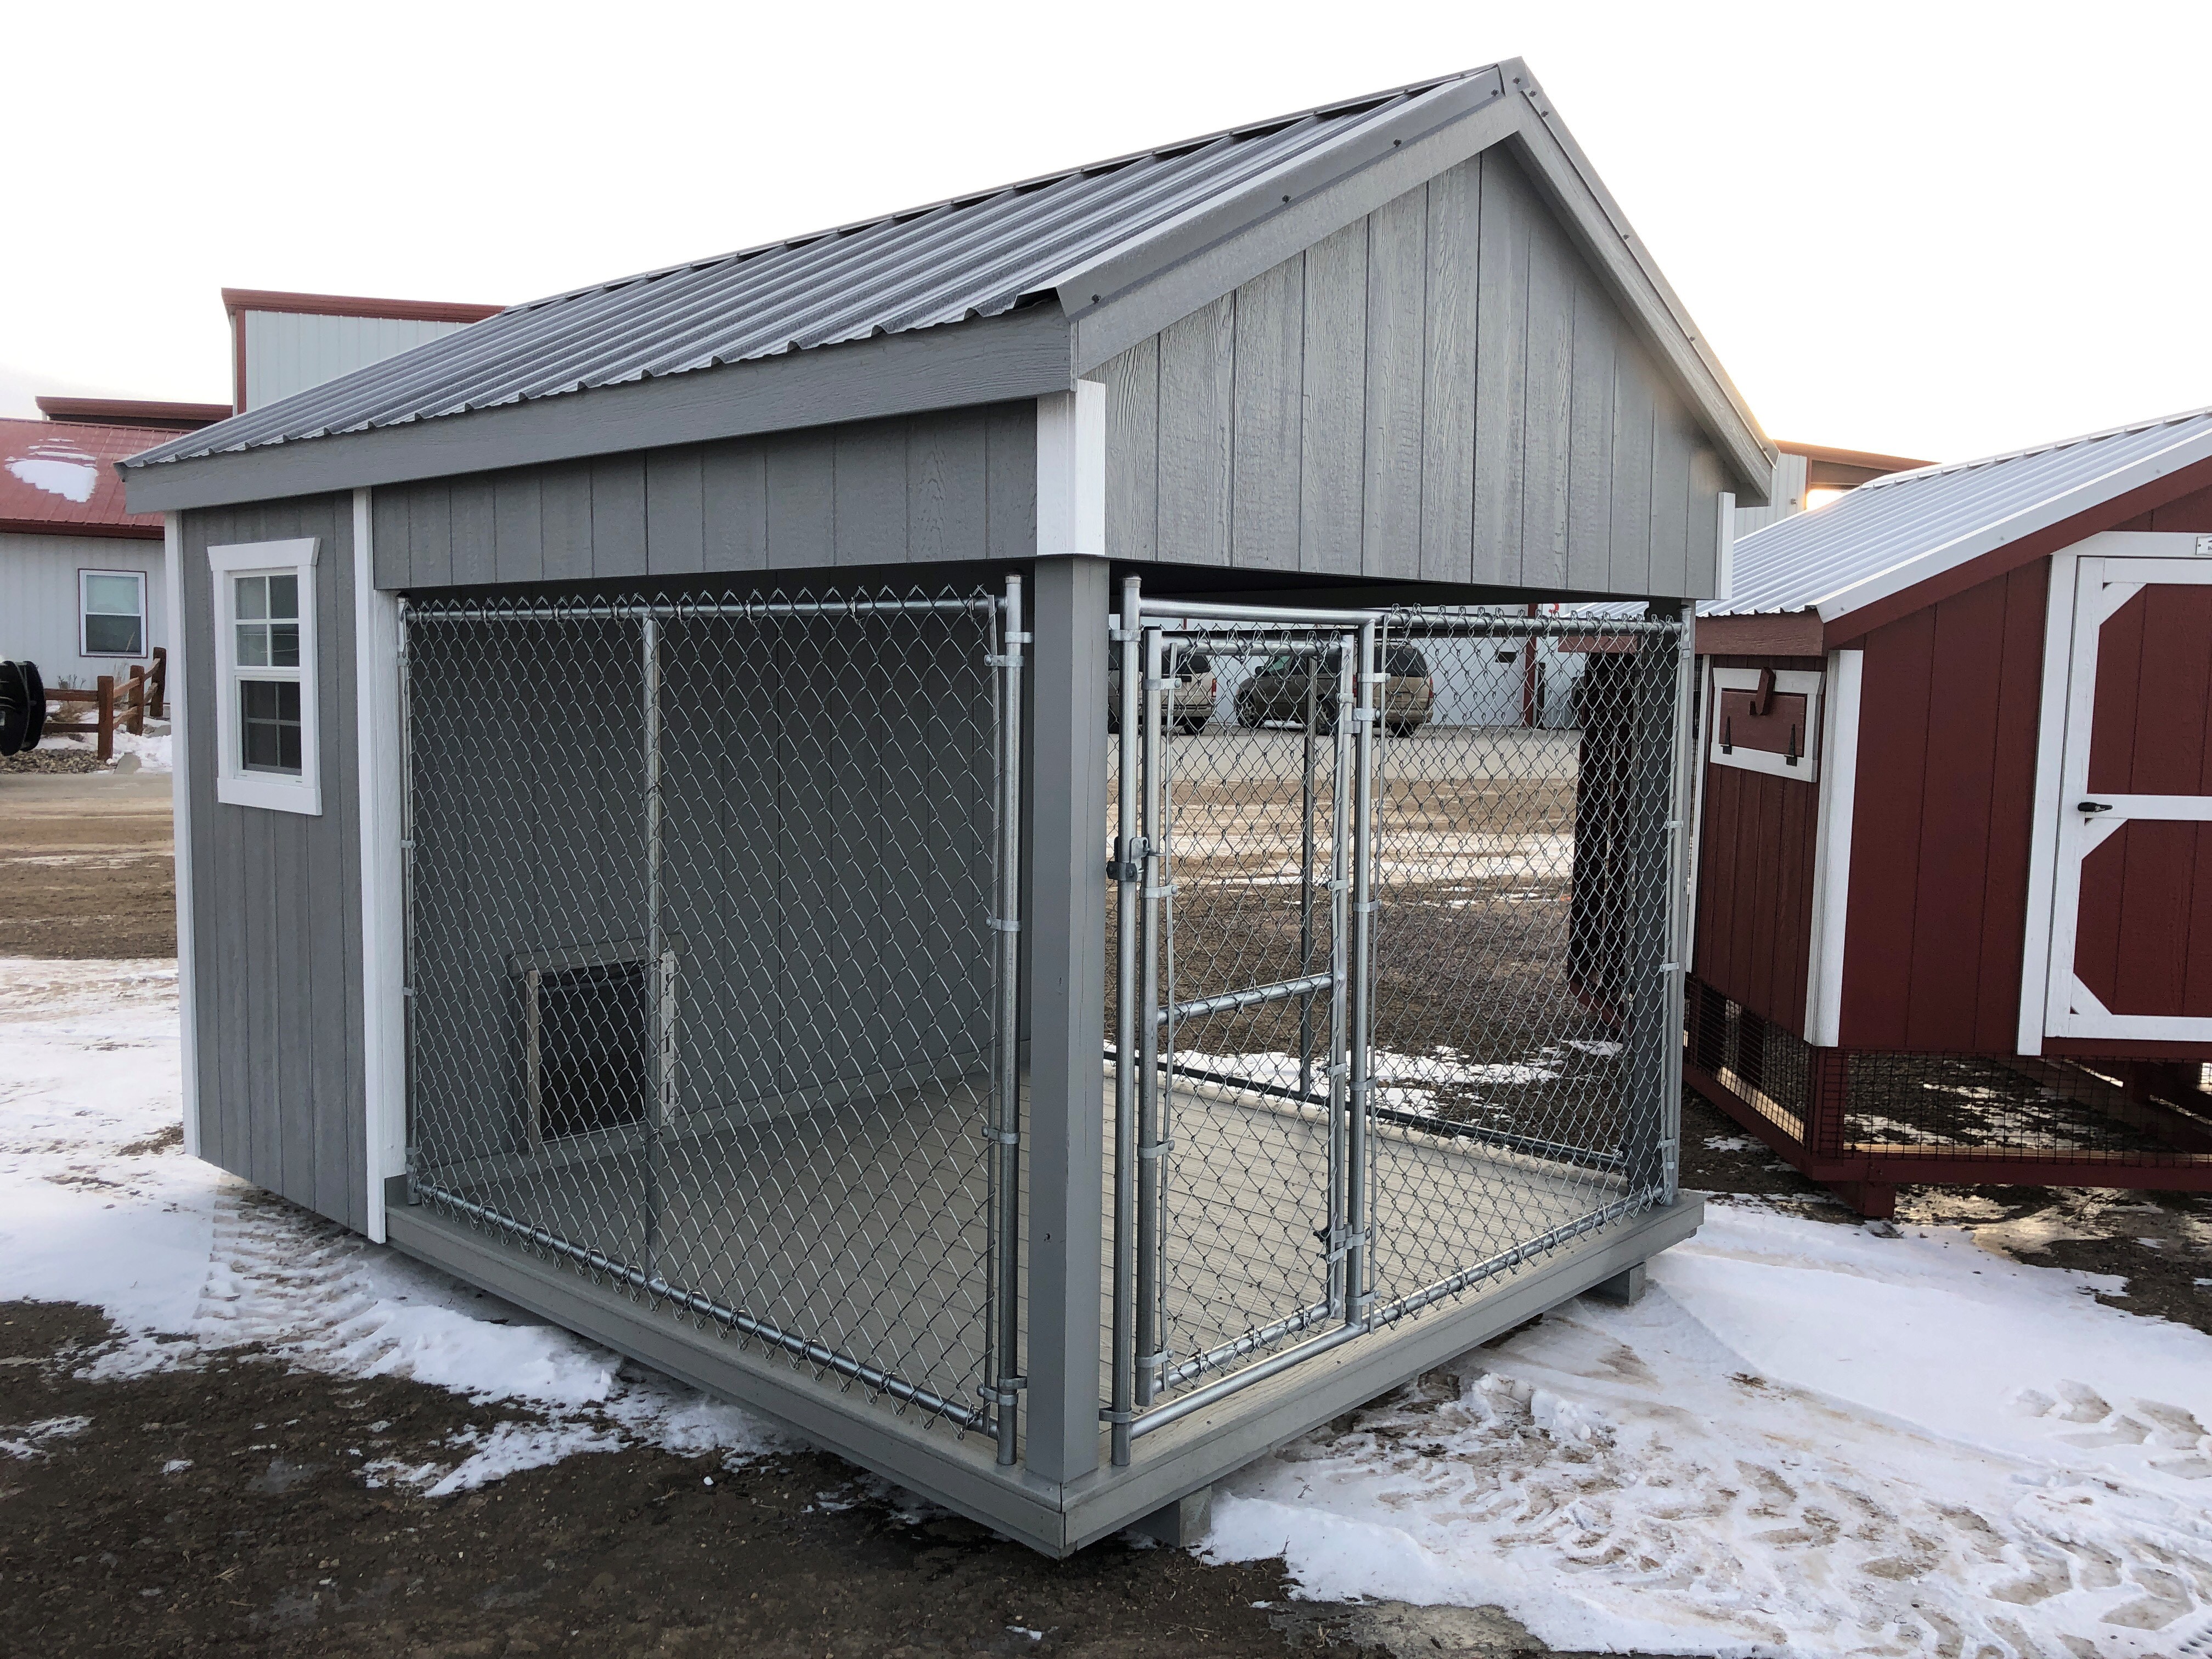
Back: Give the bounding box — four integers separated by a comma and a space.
127, 81, 1466, 472
1708, 405, 2212, 619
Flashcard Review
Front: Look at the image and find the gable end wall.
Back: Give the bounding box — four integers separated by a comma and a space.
1099, 148, 1724, 596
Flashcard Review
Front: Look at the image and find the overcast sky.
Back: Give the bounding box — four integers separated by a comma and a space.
7, 1, 2206, 465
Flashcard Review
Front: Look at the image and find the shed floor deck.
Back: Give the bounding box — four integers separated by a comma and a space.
411, 1072, 1633, 1440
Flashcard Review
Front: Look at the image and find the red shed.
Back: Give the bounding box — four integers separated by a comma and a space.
1689, 405, 2212, 1215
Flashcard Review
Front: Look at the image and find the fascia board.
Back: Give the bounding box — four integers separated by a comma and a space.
1498, 65, 1774, 503
1809, 422, 2212, 624
122, 307, 1074, 515
1057, 69, 1509, 344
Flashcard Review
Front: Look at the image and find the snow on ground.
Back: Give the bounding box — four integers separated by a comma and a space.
35, 727, 172, 771
0, 958, 775, 1494
13, 956, 2212, 1653
1206, 1205, 2212, 1656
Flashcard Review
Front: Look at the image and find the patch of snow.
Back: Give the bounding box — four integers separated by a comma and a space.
0, 957, 781, 1497
1205, 1201, 2212, 1656
1, 1414, 92, 1459
36, 730, 172, 774
6, 443, 100, 503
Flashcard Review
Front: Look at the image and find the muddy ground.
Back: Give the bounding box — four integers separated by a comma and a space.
0, 770, 176, 960
4, 779, 2212, 1654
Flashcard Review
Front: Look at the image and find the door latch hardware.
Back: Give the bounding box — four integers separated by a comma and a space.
2078, 800, 2113, 814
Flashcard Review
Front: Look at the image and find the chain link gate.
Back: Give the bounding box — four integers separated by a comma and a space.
1105, 584, 1686, 1462
399, 582, 1026, 1459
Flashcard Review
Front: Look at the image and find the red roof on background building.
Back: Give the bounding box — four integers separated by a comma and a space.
0, 417, 170, 540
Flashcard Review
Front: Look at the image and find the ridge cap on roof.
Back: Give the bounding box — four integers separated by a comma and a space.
1859, 400, 2212, 492
509, 65, 1503, 315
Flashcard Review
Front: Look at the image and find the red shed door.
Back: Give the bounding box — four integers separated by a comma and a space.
2047, 554, 2212, 1041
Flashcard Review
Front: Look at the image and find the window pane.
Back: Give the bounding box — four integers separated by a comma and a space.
240, 680, 302, 776
269, 623, 300, 668
236, 623, 269, 667
84, 614, 142, 654
267, 574, 298, 620
83, 574, 140, 615
235, 575, 267, 620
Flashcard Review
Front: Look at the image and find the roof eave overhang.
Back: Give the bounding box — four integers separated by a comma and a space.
0, 517, 165, 542
122, 307, 1075, 516
1058, 58, 1776, 506
1806, 425, 2212, 635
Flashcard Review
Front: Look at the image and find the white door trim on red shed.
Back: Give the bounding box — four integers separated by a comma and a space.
2022, 531, 2212, 1049
1801, 650, 1863, 1047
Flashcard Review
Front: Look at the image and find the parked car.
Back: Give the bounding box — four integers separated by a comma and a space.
1234, 646, 1433, 735
1107, 654, 1216, 734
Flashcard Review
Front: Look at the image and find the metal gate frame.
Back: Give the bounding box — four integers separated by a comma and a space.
1104, 581, 1695, 1463
1107, 582, 1383, 1463
397, 579, 1029, 1459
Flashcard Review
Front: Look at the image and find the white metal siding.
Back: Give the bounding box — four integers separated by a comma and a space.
242, 312, 476, 412
1733, 451, 1808, 540
0, 529, 167, 688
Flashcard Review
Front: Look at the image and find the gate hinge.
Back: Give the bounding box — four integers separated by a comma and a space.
1107, 858, 1141, 882
988, 916, 1021, 934
1098, 1405, 1137, 1425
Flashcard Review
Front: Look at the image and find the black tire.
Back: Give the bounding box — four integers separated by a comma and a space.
19, 661, 44, 748
0, 661, 27, 757
1175, 714, 1208, 735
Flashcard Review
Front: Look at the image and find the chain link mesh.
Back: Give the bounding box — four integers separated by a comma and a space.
1107, 606, 1686, 1420
402, 586, 1013, 1437
1688, 979, 2212, 1174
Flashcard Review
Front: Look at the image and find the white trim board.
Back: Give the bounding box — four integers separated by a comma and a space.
2025, 532, 2212, 1046
207, 537, 323, 815
164, 515, 201, 1159
353, 490, 407, 1243
1036, 384, 1105, 561
1802, 650, 1863, 1047
1707, 665, 1824, 782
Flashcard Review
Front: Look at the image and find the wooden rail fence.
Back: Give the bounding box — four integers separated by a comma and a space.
44, 648, 167, 762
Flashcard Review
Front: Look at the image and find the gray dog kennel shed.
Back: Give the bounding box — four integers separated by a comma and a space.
122, 62, 1772, 1554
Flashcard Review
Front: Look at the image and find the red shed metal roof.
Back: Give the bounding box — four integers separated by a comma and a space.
0, 417, 170, 539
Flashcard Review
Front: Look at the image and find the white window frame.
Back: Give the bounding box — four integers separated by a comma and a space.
1707, 665, 1824, 782
210, 538, 321, 815
78, 567, 149, 659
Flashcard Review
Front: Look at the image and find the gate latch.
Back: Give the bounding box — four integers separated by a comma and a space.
1107, 838, 1149, 882
2078, 800, 2114, 814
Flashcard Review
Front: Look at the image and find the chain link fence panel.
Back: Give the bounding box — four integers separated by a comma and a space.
403, 585, 1020, 1446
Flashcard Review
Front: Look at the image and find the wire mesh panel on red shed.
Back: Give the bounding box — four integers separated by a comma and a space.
400, 585, 1024, 1455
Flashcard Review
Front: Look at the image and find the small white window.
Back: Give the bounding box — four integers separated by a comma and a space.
210, 538, 321, 815
79, 569, 148, 657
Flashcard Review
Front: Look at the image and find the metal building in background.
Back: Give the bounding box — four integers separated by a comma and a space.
122, 60, 1771, 1554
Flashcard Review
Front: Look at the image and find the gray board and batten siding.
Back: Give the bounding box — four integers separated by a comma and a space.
177, 492, 369, 1233
1100, 148, 1724, 595
369, 404, 1036, 591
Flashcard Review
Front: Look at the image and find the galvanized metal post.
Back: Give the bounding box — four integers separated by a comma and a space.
1109, 577, 1142, 1466
1325, 634, 1355, 1319
1662, 608, 1697, 1205
1134, 624, 1168, 1408
989, 575, 1027, 1465
1345, 619, 1378, 1328
397, 600, 419, 1199
641, 614, 663, 1282
1299, 664, 1319, 1103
